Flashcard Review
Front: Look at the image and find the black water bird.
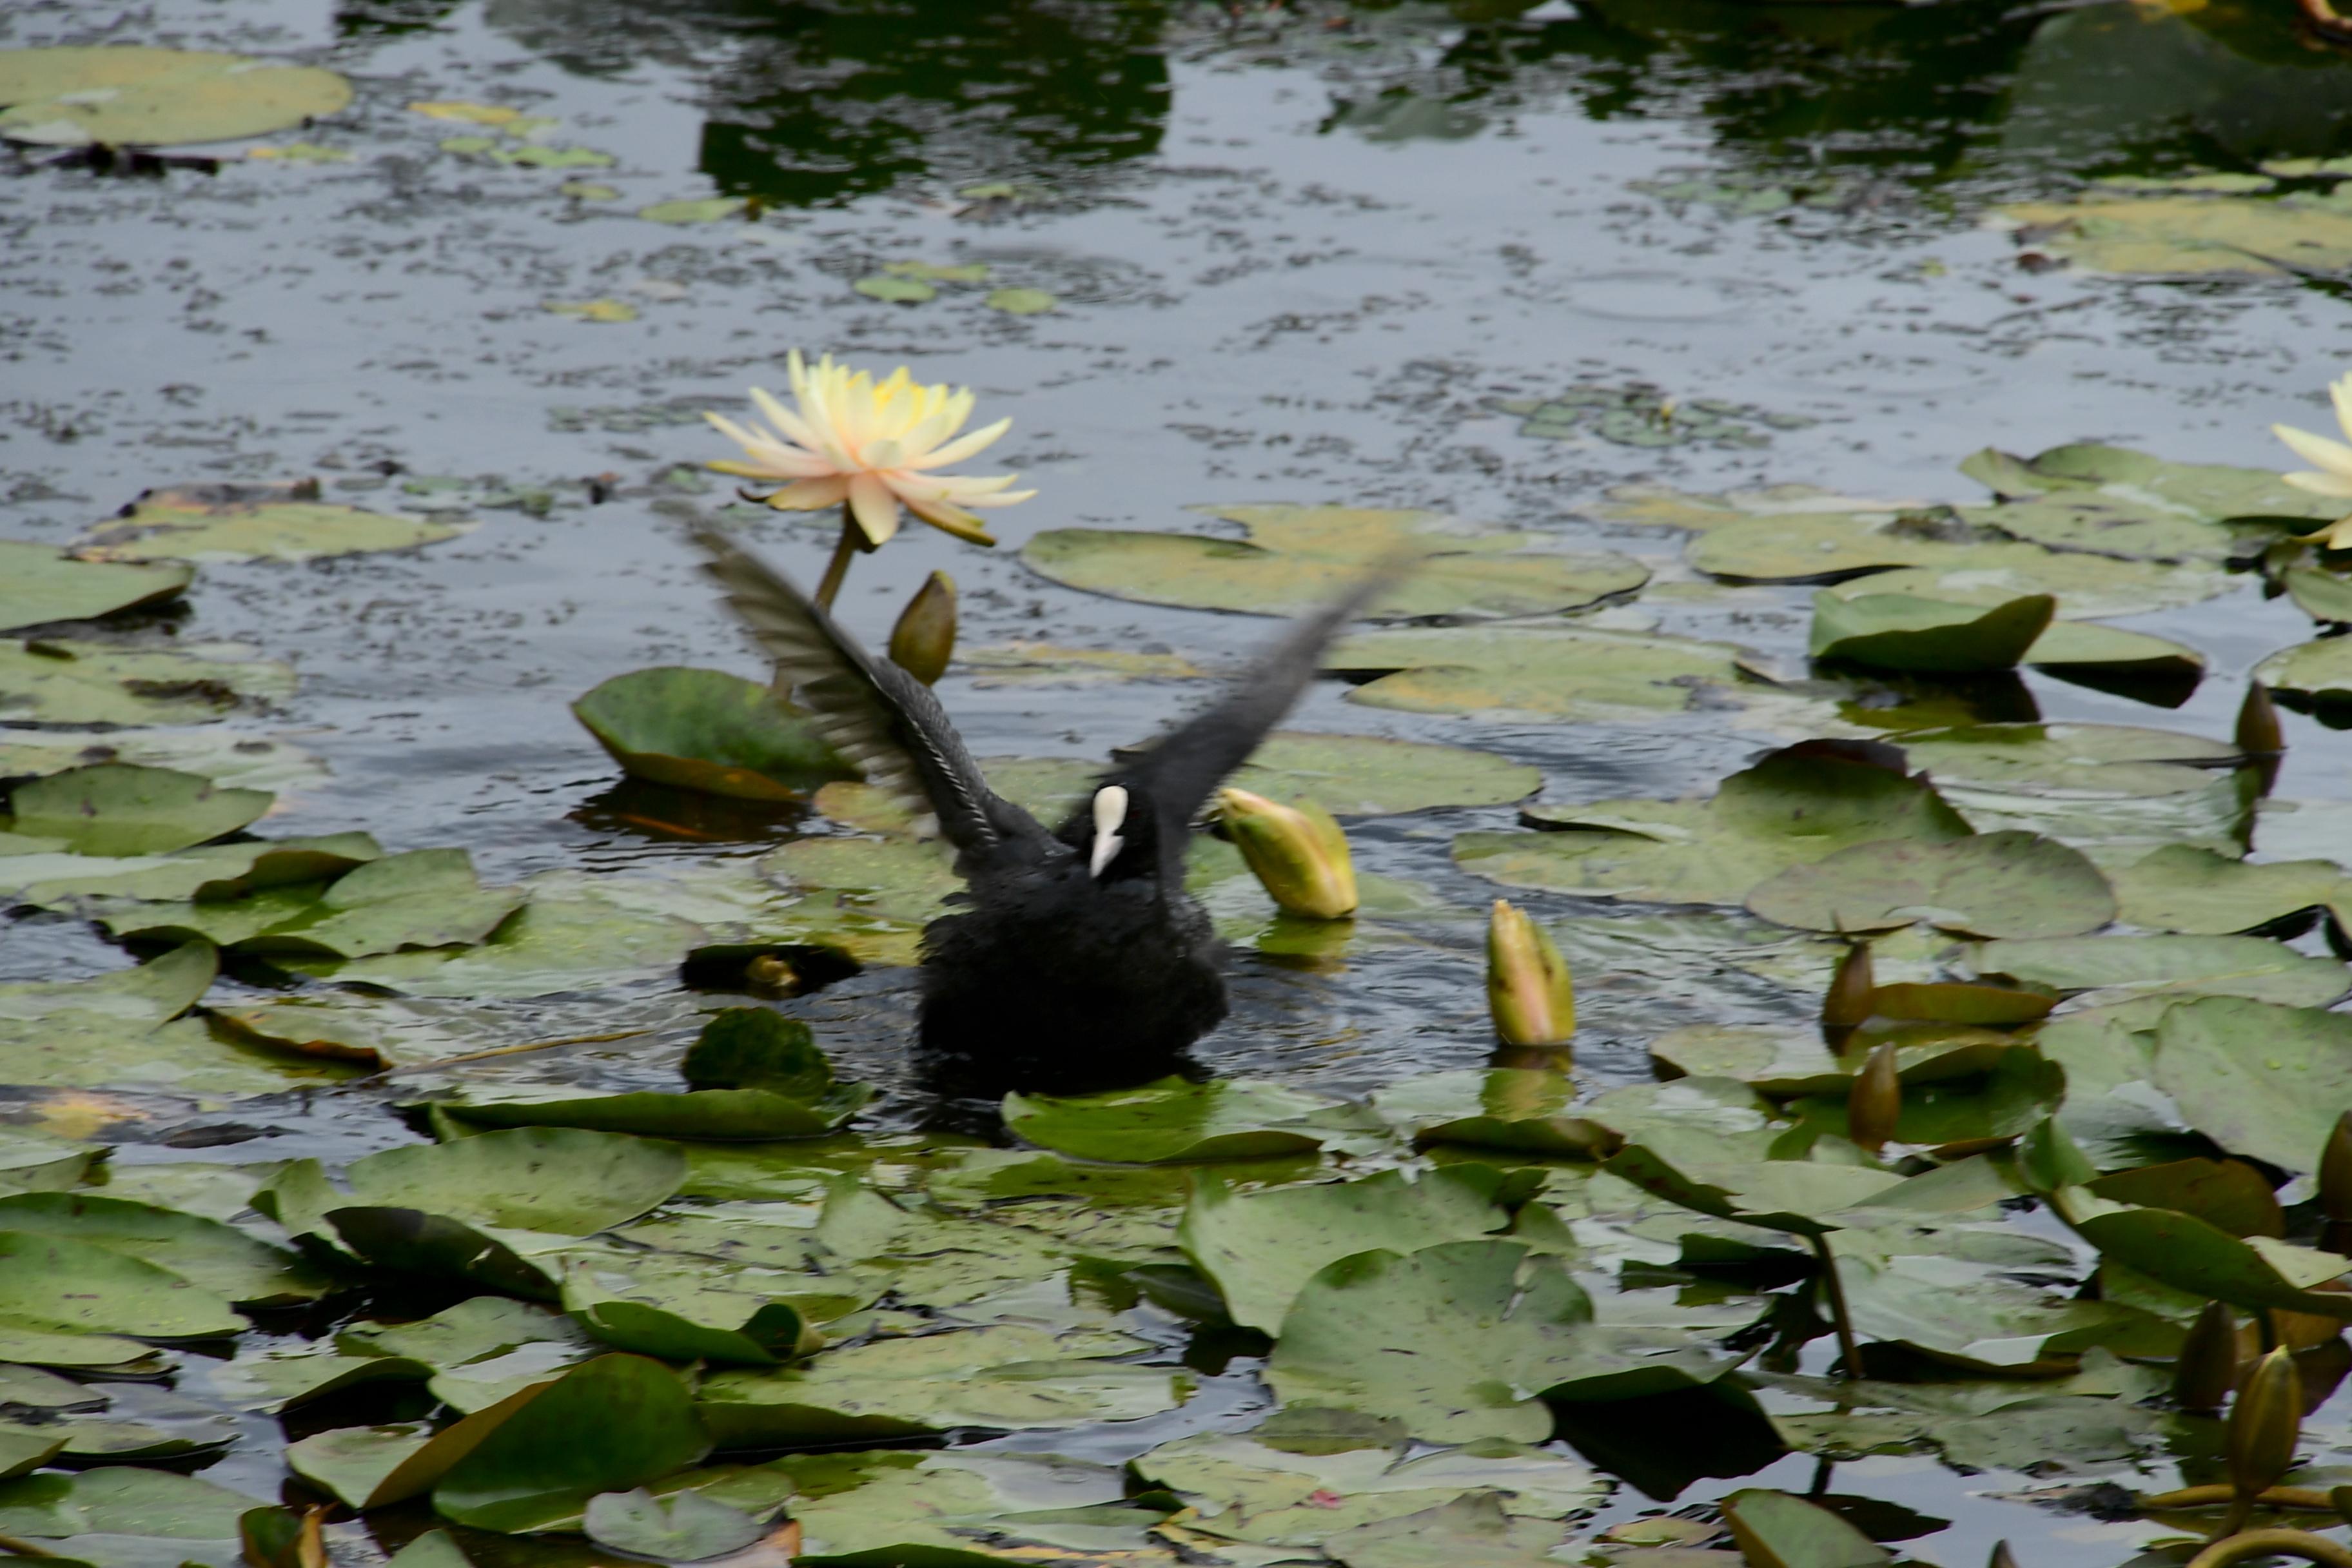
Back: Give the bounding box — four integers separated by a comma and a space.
691, 525, 1398, 1090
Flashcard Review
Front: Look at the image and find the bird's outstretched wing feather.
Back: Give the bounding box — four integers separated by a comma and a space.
689, 525, 1047, 868
1105, 559, 1409, 854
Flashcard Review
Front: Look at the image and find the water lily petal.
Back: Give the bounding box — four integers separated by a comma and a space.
900, 493, 999, 545
745, 385, 825, 455
2274, 422, 2352, 483
906, 416, 1012, 471
2285, 471, 2352, 500
847, 471, 902, 546
2331, 373, 2352, 443
758, 476, 850, 511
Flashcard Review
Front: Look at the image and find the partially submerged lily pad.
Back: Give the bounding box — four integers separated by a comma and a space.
2, 763, 271, 857
572, 668, 856, 801
0, 46, 353, 148
1023, 504, 1649, 620
0, 542, 190, 632
76, 484, 460, 563
0, 639, 295, 725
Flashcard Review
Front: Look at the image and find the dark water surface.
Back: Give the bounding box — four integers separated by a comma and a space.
6, 0, 2352, 1562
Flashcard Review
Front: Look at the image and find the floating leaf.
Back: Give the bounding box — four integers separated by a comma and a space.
714, 1449, 1146, 1563
2284, 565, 2352, 625
852, 275, 935, 303
1179, 1168, 1511, 1333
1324, 623, 1770, 720
0, 1193, 329, 1306
0, 541, 190, 632
286, 1422, 433, 1509
1460, 745, 1970, 909
1369, 1070, 1623, 1159
76, 484, 460, 563
561, 1255, 821, 1366
985, 286, 1057, 314
957, 640, 1204, 687
0, 1465, 251, 1541
542, 298, 638, 322
1809, 593, 2055, 672
1720, 1487, 1888, 1568
0, 46, 352, 147
1004, 1077, 1364, 1164
434, 1355, 712, 1533
2255, 636, 2352, 710
1024, 505, 1649, 620
1648, 1025, 2017, 1098
2151, 997, 2352, 1175
1996, 192, 2352, 278
2026, 620, 2207, 680
1974, 934, 2348, 1007
3, 763, 270, 856
636, 197, 745, 224
8, 831, 378, 906
2108, 843, 2351, 934
96, 847, 524, 958
1745, 831, 2115, 940
436, 1084, 868, 1142
0, 1230, 242, 1338
0, 638, 295, 725
573, 667, 862, 801
2055, 1188, 2352, 1317
583, 1488, 763, 1561
341, 1128, 687, 1236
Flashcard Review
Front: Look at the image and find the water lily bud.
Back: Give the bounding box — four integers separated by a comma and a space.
2238, 681, 2284, 758
887, 571, 957, 685
2227, 1345, 2305, 1502
1848, 1042, 1901, 1154
1822, 942, 1875, 1032
1487, 899, 1576, 1048
1217, 788, 1357, 921
2173, 1300, 2240, 1413
2321, 1110, 2352, 1224
1986, 1543, 2019, 1568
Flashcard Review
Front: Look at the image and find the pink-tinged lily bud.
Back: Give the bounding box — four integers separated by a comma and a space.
2228, 1346, 2304, 1503
1218, 788, 1357, 920
1848, 1043, 1901, 1155
1822, 942, 1875, 1032
888, 571, 957, 685
2173, 1300, 2239, 1413
1486, 899, 1575, 1048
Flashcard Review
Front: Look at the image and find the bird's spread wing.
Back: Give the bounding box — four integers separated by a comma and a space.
689, 524, 1047, 867
1106, 558, 1411, 852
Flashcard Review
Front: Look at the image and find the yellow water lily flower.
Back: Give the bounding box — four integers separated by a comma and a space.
2271, 371, 2352, 548
705, 350, 1034, 550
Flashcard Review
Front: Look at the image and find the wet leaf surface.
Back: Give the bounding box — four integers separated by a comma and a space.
0, 639, 295, 726
0, 46, 352, 147
75, 485, 461, 562
1745, 831, 2115, 939
0, 541, 190, 632
571, 669, 856, 801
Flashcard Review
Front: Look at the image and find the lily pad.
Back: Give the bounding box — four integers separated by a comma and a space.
1891, 722, 2235, 796
2054, 1188, 2352, 1317
562, 1255, 823, 1366
985, 287, 1057, 315
342, 1128, 687, 1236
1023, 504, 1649, 620
1720, 1488, 1888, 1568
572, 668, 856, 801
2284, 566, 2352, 625
1744, 831, 2116, 940
1369, 1070, 1624, 1159
1647, 1025, 2019, 1098
0, 541, 191, 632
8, 831, 379, 906
1004, 1077, 1365, 1164
1179, 1167, 1511, 1332
436, 1084, 868, 1141
1324, 624, 1767, 720
1964, 442, 2344, 525
2255, 635, 2352, 709
1972, 934, 2348, 1007
286, 1422, 435, 1510
0, 1193, 329, 1306
2151, 997, 2352, 1175
1459, 745, 1971, 909
2026, 620, 2207, 680
99, 848, 524, 958
77, 484, 460, 563
0, 1230, 244, 1338
636, 197, 746, 224
1809, 593, 2056, 672
3, 763, 270, 857
1996, 192, 2352, 278
584, 1488, 763, 1561
0, 46, 353, 148
710, 1448, 1147, 1564
2108, 843, 2352, 934
0, 638, 295, 725
956, 640, 1206, 687
1264, 1240, 1734, 1443
0, 1465, 251, 1541
434, 1354, 712, 1533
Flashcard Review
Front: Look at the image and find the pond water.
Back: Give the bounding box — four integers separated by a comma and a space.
6, 1, 2352, 1565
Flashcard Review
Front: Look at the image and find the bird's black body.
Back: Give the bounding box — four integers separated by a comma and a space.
691, 525, 1395, 1091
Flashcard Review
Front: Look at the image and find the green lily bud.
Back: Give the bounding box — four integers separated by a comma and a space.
887, 570, 957, 685
1822, 942, 1875, 1032
2228, 1345, 2305, 1502
2237, 681, 2284, 758
2321, 1110, 2352, 1224
2173, 1300, 2240, 1413
1848, 1042, 1901, 1154
1986, 1544, 2019, 1568
1486, 899, 1575, 1048
1218, 788, 1357, 921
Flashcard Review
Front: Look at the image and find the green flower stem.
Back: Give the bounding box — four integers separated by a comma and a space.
2185, 1530, 2352, 1568
815, 506, 862, 610
2140, 1486, 2343, 1513
1811, 1233, 1862, 1379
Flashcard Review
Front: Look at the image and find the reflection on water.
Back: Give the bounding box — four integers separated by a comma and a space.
427, 0, 2352, 210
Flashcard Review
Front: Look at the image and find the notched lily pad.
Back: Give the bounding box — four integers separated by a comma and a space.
77, 483, 460, 563
1023, 504, 1649, 620
573, 667, 856, 801
1745, 831, 2116, 940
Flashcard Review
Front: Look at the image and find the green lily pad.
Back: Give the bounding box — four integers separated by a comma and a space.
1972, 934, 2348, 1006
2151, 997, 2352, 1175
1744, 831, 2115, 940
572, 668, 856, 802
636, 197, 746, 224
1966, 442, 2344, 524
1323, 623, 1769, 721
1023, 504, 1649, 620
8, 831, 379, 906
0, 1230, 243, 1338
1720, 1488, 1888, 1568
681, 1009, 830, 1097
696, 1324, 1186, 1448
0, 1465, 251, 1540
2054, 1188, 2352, 1317
853, 275, 935, 302
2255, 635, 2352, 709
757, 835, 958, 965
1459, 745, 1971, 909
342, 1128, 687, 1235
1995, 192, 2352, 278
1966, 494, 2242, 564
436, 1084, 868, 1141
2108, 843, 2352, 934
0, 1128, 101, 1195
4, 763, 270, 856
957, 640, 1206, 687
1891, 722, 2235, 795
561, 1255, 822, 1366
985, 286, 1057, 315
2284, 565, 2352, 625
1368, 1070, 1623, 1159
0, 1193, 329, 1306
1264, 1240, 1734, 1443
1792, 1048, 2066, 1151
0, 541, 191, 632
0, 46, 353, 147
1003, 1077, 1364, 1164
1600, 1146, 1906, 1239
0, 638, 295, 725
1647, 1025, 2017, 1098
0, 729, 323, 794
286, 1422, 435, 1510
100, 847, 524, 957
1179, 1167, 1511, 1332
584, 1488, 763, 1561
77, 484, 460, 562
2086, 1157, 2280, 1238
434, 1354, 712, 1533
2025, 620, 2208, 679
1809, 593, 2056, 672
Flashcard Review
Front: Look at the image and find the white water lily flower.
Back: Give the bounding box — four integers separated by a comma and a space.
705, 350, 1035, 547
2272, 371, 2352, 548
